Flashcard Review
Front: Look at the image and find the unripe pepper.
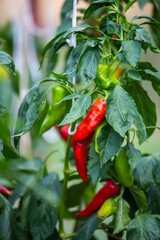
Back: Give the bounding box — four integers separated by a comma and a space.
55, 125, 70, 142
76, 180, 120, 217
72, 98, 106, 142
95, 64, 123, 90
73, 133, 93, 182
97, 198, 118, 220
114, 147, 134, 187
39, 84, 71, 134
0, 186, 12, 196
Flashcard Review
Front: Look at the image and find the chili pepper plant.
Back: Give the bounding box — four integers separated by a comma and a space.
0, 0, 160, 239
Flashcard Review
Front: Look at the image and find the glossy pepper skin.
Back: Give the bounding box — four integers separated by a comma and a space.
73, 134, 93, 182
95, 64, 123, 90
97, 198, 118, 220
72, 98, 106, 142
114, 147, 134, 187
55, 125, 70, 142
76, 180, 120, 217
39, 85, 71, 135
0, 186, 12, 196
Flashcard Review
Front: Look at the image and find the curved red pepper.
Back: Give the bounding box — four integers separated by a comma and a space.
0, 185, 12, 196
76, 180, 120, 217
73, 134, 93, 182
72, 98, 106, 142
55, 125, 70, 142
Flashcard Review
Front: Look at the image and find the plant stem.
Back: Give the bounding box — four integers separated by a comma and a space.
59, 122, 76, 236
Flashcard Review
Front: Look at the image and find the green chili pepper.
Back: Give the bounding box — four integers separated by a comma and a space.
95, 64, 123, 90
39, 84, 71, 135
97, 198, 118, 220
114, 147, 134, 187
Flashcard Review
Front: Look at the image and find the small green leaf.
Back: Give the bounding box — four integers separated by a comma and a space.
133, 156, 157, 191
0, 97, 10, 145
127, 214, 160, 240
64, 42, 89, 79
106, 84, 137, 137
66, 183, 86, 208
88, 143, 101, 185
122, 40, 141, 67
75, 215, 99, 240
61, 0, 80, 20
0, 50, 15, 73
0, 195, 11, 239
14, 82, 50, 147
106, 19, 120, 35
78, 47, 100, 86
83, 0, 112, 19
124, 81, 157, 138
136, 27, 156, 48
129, 185, 148, 211
134, 111, 147, 144
59, 93, 91, 125
137, 0, 150, 9
125, 70, 142, 81
88, 143, 112, 185
125, 0, 137, 12
98, 125, 124, 164
114, 198, 130, 234
144, 69, 160, 79
132, 14, 160, 25
126, 143, 141, 170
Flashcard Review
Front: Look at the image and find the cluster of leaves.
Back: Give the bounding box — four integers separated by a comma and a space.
0, 0, 160, 240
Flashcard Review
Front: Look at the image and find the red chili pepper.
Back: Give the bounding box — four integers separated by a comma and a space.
76, 180, 120, 217
73, 133, 93, 182
72, 98, 106, 142
55, 125, 70, 142
0, 185, 12, 196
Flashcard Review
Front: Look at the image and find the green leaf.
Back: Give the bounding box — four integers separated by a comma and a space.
125, 70, 142, 81
83, 0, 113, 19
0, 195, 11, 239
137, 0, 150, 9
66, 183, 86, 208
59, 93, 91, 125
28, 173, 61, 240
124, 81, 157, 138
64, 42, 89, 79
136, 27, 156, 49
114, 198, 130, 234
106, 84, 137, 137
127, 214, 160, 240
61, 0, 80, 19
129, 185, 148, 211
134, 111, 147, 144
40, 24, 91, 66
122, 40, 141, 67
0, 97, 10, 145
98, 125, 124, 164
126, 143, 141, 170
0, 50, 15, 73
88, 143, 112, 185
125, 0, 137, 12
144, 69, 160, 79
133, 156, 157, 189
75, 215, 99, 240
106, 19, 120, 35
132, 14, 160, 25
14, 82, 50, 147
78, 47, 100, 86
